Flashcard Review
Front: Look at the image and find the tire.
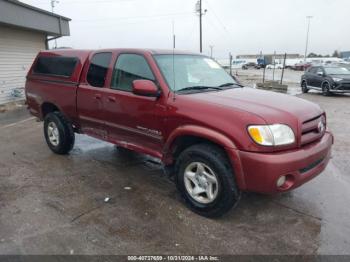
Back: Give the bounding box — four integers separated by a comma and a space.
44, 112, 75, 154
322, 82, 331, 96
175, 143, 241, 218
301, 81, 309, 93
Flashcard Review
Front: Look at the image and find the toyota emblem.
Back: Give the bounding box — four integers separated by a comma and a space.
318, 121, 325, 133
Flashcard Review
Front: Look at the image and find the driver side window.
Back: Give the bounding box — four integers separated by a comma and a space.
111, 54, 155, 92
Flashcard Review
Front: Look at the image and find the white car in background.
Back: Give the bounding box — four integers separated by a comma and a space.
266, 63, 284, 69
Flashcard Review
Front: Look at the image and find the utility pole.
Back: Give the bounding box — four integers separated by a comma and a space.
196, 0, 207, 53
209, 45, 214, 58
51, 0, 59, 49
304, 16, 313, 62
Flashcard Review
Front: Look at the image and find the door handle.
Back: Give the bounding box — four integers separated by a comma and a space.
108, 96, 116, 102
94, 94, 102, 100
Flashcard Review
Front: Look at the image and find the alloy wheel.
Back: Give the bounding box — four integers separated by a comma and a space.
47, 122, 60, 146
184, 162, 219, 204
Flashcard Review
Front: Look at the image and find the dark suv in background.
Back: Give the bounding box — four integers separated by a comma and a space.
301, 66, 350, 95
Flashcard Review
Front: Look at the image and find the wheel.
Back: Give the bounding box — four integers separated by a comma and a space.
175, 143, 241, 218
322, 82, 331, 96
44, 112, 75, 154
301, 81, 309, 93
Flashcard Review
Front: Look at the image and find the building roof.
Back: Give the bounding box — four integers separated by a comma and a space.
0, 0, 70, 36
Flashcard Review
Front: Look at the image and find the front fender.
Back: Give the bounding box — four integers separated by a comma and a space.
162, 125, 246, 190
164, 125, 237, 156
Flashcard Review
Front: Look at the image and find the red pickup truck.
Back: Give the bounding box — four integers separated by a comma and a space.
25, 49, 333, 217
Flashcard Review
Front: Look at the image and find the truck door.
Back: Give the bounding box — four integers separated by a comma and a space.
102, 53, 165, 157
77, 52, 112, 139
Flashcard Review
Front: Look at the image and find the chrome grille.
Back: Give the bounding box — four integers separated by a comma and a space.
301, 115, 326, 146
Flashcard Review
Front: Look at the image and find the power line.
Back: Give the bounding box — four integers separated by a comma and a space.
29, 0, 170, 4
205, 14, 232, 44
204, 0, 235, 44
74, 15, 194, 28
74, 12, 193, 22
204, 0, 229, 33
29, 0, 137, 4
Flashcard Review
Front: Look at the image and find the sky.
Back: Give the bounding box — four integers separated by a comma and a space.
22, 0, 350, 59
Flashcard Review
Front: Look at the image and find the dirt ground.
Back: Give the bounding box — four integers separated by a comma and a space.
0, 79, 349, 254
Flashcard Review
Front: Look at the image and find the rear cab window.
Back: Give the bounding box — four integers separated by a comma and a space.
86, 52, 112, 88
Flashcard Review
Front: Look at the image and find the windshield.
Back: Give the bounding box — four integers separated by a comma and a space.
153, 54, 238, 92
324, 67, 350, 75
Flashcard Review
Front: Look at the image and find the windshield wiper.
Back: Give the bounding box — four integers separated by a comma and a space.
218, 82, 243, 88
177, 86, 223, 92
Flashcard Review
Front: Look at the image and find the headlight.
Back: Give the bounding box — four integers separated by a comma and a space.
248, 124, 295, 146
332, 77, 343, 82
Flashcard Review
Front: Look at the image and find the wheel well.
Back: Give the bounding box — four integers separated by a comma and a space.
41, 103, 59, 118
322, 81, 330, 87
163, 135, 235, 181
171, 135, 227, 161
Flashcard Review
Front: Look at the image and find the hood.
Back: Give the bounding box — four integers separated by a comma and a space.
190, 88, 323, 124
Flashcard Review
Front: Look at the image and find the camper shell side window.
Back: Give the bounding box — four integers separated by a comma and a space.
33, 56, 79, 78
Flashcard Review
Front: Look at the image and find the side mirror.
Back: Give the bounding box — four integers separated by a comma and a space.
317, 71, 324, 76
132, 80, 160, 98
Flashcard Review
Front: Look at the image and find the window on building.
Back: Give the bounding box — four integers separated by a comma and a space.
87, 52, 112, 87
33, 56, 78, 77
111, 54, 155, 92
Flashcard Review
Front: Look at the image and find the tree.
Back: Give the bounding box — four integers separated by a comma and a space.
308, 52, 318, 58
332, 50, 340, 58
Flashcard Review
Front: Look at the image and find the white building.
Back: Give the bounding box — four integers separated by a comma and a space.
0, 0, 70, 105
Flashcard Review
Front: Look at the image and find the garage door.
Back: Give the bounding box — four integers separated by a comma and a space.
0, 25, 46, 105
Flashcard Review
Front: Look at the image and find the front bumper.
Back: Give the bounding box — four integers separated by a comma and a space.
331, 82, 350, 93
227, 131, 333, 194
